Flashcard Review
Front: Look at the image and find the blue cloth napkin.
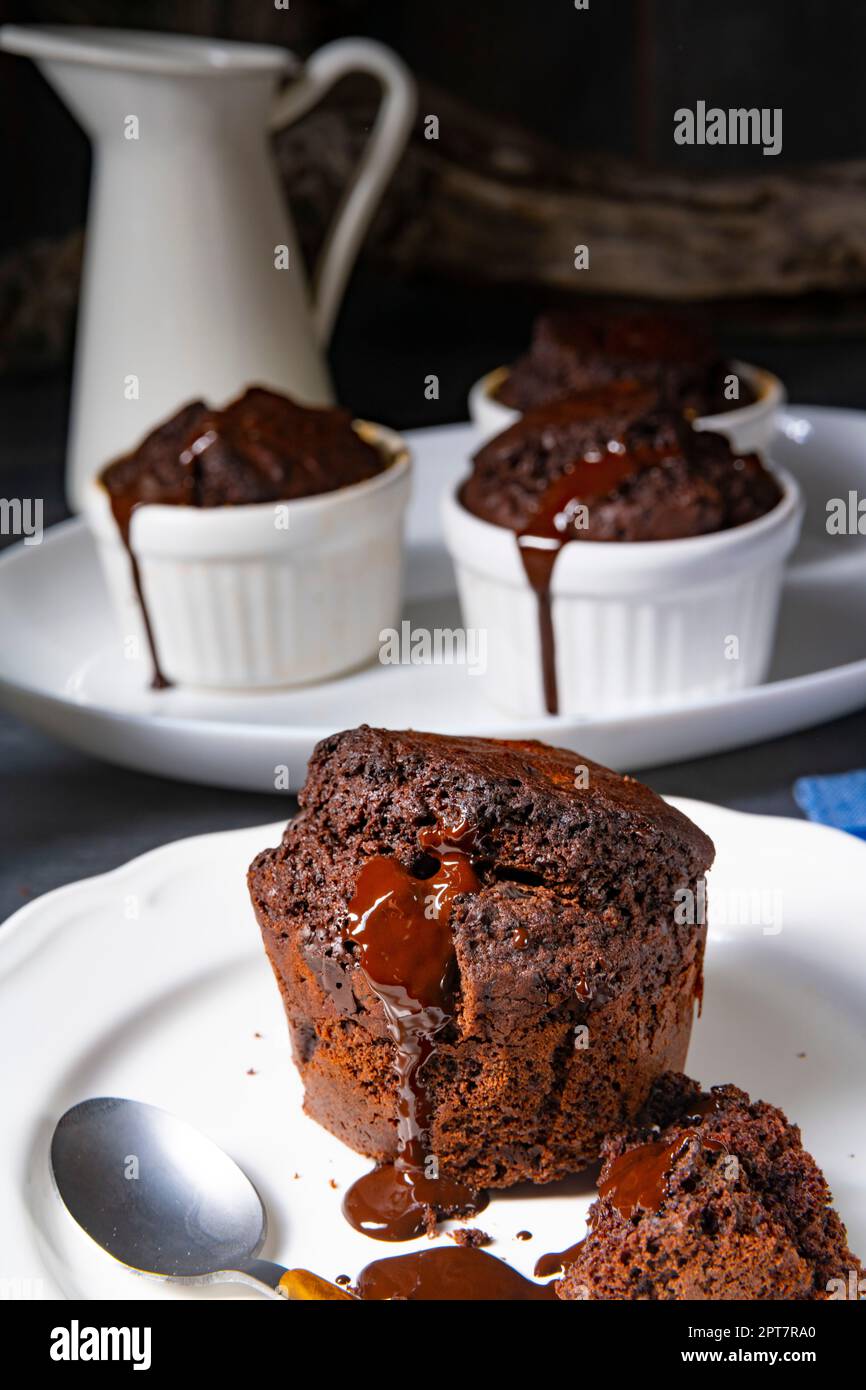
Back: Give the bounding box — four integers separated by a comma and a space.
793, 771, 866, 840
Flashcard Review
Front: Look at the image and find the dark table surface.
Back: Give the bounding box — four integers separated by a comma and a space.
3, 270, 866, 924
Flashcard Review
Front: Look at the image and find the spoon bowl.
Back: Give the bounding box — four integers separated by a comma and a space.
50, 1097, 353, 1299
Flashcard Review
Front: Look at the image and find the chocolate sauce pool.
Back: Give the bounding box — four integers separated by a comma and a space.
356, 1246, 556, 1300
341, 817, 488, 1241
534, 1240, 586, 1280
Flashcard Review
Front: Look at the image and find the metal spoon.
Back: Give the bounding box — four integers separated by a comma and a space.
50, 1097, 354, 1299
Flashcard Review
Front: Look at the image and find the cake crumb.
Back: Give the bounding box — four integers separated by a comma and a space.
329, 1178, 339, 1190
449, 1227, 491, 1248
246, 1068, 257, 1076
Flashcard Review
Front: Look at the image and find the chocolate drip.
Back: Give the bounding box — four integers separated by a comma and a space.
356, 1246, 556, 1300
517, 536, 559, 716
342, 817, 488, 1241
517, 445, 663, 716
106, 490, 174, 690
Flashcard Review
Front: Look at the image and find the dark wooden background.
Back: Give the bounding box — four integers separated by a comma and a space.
4, 1, 866, 312
5, 0, 866, 259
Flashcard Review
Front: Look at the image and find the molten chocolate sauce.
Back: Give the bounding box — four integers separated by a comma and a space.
106, 488, 176, 689
533, 1092, 725, 1275
356, 1246, 556, 1300
598, 1133, 693, 1219
517, 443, 669, 714
534, 1240, 586, 1279
342, 816, 488, 1241
343, 1164, 485, 1244
597, 1091, 724, 1219
684, 1092, 722, 1122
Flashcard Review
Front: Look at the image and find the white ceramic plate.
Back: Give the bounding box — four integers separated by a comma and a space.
0, 409, 865, 790
2, 799, 864, 1300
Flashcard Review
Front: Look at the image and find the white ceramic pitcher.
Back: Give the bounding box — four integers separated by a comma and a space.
0, 26, 415, 510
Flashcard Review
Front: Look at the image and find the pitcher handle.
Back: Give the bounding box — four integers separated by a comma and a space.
270, 38, 416, 346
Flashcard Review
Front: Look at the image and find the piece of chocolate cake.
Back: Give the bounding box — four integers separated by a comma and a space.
248, 728, 714, 1229
497, 309, 755, 417
555, 1073, 863, 1300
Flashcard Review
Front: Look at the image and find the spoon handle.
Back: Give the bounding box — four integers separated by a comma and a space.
233, 1258, 355, 1300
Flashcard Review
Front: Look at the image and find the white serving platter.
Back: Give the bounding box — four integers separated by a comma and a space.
0, 408, 864, 790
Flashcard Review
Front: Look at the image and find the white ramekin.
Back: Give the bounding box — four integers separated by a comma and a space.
85, 423, 411, 689
442, 464, 803, 718
468, 361, 786, 453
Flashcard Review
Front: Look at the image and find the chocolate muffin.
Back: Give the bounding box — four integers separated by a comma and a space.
248, 727, 714, 1206
461, 390, 783, 542
100, 386, 384, 512
497, 309, 755, 417
555, 1073, 863, 1300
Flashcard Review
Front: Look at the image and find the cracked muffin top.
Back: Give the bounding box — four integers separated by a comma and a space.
249, 727, 714, 1032
284, 724, 714, 894
497, 309, 756, 418
461, 389, 783, 541
100, 387, 385, 510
